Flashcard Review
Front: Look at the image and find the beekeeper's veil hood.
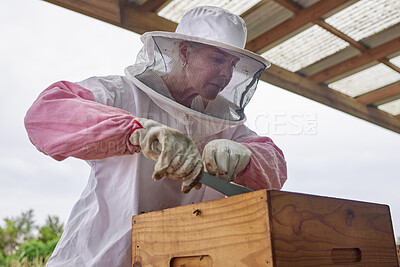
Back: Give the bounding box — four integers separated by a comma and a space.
125, 6, 270, 125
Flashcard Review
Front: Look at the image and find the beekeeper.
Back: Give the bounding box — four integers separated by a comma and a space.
25, 6, 287, 267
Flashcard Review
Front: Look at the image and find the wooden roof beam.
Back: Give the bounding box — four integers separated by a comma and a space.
314, 19, 367, 52
240, 0, 270, 18
43, 0, 176, 35
308, 37, 400, 83
273, 0, 368, 51
272, 0, 302, 13
380, 59, 400, 73
356, 82, 400, 105
140, 0, 170, 12
306, 20, 400, 74
43, 0, 121, 26
245, 0, 351, 53
121, 2, 176, 34
272, 0, 400, 76
262, 64, 400, 133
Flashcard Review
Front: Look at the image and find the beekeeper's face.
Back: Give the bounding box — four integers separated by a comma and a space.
181, 42, 240, 100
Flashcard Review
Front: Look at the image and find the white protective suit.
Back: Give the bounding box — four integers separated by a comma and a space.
25, 6, 287, 266
45, 74, 269, 266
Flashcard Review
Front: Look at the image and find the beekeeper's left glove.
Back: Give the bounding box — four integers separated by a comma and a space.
202, 139, 252, 182
129, 118, 202, 193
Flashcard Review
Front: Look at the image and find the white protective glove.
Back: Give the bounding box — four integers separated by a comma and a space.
129, 118, 203, 193
202, 139, 252, 182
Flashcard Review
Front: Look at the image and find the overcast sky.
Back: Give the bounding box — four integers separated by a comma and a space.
1, 0, 399, 240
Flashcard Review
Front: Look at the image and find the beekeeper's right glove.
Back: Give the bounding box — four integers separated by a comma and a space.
129, 118, 203, 193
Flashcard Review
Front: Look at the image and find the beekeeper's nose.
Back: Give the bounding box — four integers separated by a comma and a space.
219, 62, 233, 80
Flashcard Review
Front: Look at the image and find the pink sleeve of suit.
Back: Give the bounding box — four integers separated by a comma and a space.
25, 80, 287, 190
235, 137, 287, 190
24, 81, 141, 161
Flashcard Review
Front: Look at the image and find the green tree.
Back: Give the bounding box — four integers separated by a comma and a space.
4, 253, 18, 266
0, 210, 63, 266
16, 239, 47, 264
38, 216, 63, 244
45, 236, 60, 253
0, 249, 5, 266
0, 226, 5, 252
1, 209, 35, 256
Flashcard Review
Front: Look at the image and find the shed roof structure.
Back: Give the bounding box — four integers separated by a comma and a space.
44, 0, 400, 133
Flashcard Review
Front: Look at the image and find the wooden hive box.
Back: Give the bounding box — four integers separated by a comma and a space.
132, 190, 399, 266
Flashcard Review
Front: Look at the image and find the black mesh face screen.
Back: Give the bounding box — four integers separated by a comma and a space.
133, 36, 266, 122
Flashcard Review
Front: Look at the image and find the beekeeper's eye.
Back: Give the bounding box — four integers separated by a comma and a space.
211, 56, 224, 64
232, 59, 239, 68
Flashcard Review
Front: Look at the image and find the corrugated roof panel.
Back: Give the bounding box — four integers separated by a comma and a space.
158, 0, 262, 23
245, 1, 293, 42
299, 46, 360, 76
261, 25, 349, 72
359, 24, 400, 49
389, 55, 400, 68
325, 0, 400, 41
378, 99, 400, 115
328, 63, 400, 97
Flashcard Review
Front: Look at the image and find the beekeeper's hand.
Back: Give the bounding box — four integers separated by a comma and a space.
202, 139, 252, 182
129, 118, 202, 193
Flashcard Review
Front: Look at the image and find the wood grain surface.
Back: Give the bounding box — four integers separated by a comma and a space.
132, 190, 399, 266
268, 190, 399, 266
132, 190, 273, 266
